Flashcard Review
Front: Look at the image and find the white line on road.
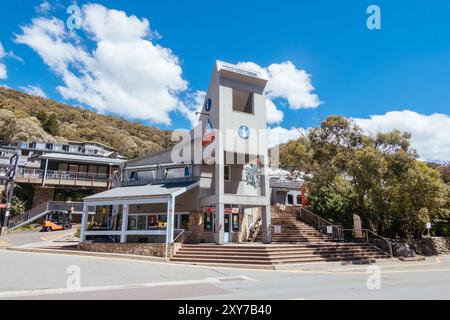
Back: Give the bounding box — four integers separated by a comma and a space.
0, 276, 256, 299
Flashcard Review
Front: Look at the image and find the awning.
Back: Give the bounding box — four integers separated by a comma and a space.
84, 181, 199, 203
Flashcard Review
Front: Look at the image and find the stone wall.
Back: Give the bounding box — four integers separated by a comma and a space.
407, 237, 450, 256
79, 242, 182, 258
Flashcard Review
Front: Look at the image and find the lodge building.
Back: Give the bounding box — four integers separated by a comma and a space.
80, 61, 273, 245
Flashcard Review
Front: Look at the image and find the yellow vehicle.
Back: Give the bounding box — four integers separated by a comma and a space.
41, 211, 73, 232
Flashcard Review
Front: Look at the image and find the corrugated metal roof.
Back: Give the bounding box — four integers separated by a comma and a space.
39, 153, 126, 165
84, 182, 198, 202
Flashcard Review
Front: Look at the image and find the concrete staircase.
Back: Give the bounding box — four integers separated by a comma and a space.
255, 213, 329, 243
171, 210, 391, 266
171, 243, 389, 265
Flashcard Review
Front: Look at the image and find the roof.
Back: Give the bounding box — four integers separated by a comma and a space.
38, 153, 126, 165
84, 181, 199, 202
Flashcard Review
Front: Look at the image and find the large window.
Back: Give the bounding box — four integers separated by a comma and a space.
232, 214, 240, 232
287, 194, 294, 205
204, 213, 214, 232
233, 89, 254, 114
224, 165, 231, 181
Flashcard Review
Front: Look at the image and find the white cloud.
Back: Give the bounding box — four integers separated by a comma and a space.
354, 110, 450, 162
266, 99, 284, 124
36, 1, 52, 14
268, 126, 306, 148
236, 62, 321, 110
177, 90, 206, 128
16, 4, 188, 125
236, 61, 320, 125
0, 42, 7, 79
20, 85, 47, 98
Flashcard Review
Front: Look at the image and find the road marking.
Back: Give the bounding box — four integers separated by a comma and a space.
0, 276, 255, 299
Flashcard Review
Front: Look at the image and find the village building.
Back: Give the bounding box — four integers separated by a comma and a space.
80, 61, 273, 246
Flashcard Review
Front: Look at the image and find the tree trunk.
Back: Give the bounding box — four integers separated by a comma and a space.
358, 193, 371, 230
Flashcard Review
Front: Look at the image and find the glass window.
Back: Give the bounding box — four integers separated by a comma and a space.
128, 216, 138, 231
233, 89, 254, 114
297, 196, 302, 206
137, 216, 147, 230
232, 214, 240, 232
204, 213, 214, 232
181, 215, 190, 231
88, 165, 98, 174
58, 163, 68, 172
224, 165, 231, 181
287, 194, 294, 205
98, 166, 107, 175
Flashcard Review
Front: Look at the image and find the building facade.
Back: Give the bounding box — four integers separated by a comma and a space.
81, 61, 273, 246
3, 140, 126, 226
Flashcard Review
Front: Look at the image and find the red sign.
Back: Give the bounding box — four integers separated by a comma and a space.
0, 204, 7, 209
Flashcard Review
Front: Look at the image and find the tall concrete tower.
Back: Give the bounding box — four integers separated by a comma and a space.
197, 61, 272, 245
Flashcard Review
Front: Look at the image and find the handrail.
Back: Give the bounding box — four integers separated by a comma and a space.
248, 216, 263, 242
300, 207, 344, 240
173, 229, 185, 243
300, 208, 394, 258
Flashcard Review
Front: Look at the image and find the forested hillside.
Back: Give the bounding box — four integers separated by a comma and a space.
0, 87, 175, 159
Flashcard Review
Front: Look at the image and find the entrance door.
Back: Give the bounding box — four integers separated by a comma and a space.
224, 214, 231, 243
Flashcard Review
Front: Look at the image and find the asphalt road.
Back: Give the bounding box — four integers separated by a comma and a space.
0, 249, 450, 300
0, 228, 74, 247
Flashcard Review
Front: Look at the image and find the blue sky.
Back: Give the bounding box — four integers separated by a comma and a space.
0, 0, 449, 161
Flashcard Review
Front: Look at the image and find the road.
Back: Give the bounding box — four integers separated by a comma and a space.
0, 228, 74, 248
0, 248, 450, 300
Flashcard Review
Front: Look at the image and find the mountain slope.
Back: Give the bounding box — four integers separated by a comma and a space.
0, 87, 175, 159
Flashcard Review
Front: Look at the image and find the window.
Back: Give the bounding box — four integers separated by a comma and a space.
129, 171, 138, 181
181, 215, 190, 231
58, 163, 69, 172
232, 89, 254, 114
287, 194, 294, 205
98, 166, 107, 175
224, 165, 231, 181
204, 213, 214, 232
232, 214, 240, 232
297, 195, 302, 206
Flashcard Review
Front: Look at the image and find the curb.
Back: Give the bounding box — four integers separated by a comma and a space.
7, 246, 167, 264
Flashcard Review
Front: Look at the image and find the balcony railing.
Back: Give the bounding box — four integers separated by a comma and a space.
270, 179, 302, 189
121, 176, 200, 187
17, 169, 111, 186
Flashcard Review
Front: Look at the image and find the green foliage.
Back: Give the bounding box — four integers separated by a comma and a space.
42, 113, 60, 136
0, 87, 175, 158
280, 115, 450, 239
10, 196, 26, 218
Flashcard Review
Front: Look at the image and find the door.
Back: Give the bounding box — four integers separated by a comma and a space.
224, 214, 231, 243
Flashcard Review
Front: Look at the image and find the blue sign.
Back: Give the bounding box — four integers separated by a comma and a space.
238, 126, 250, 140
204, 98, 212, 112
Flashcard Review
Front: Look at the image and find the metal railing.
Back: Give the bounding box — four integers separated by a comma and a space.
269, 179, 303, 189
8, 201, 85, 230
121, 176, 200, 187
299, 208, 394, 258
17, 169, 110, 184
299, 207, 344, 241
